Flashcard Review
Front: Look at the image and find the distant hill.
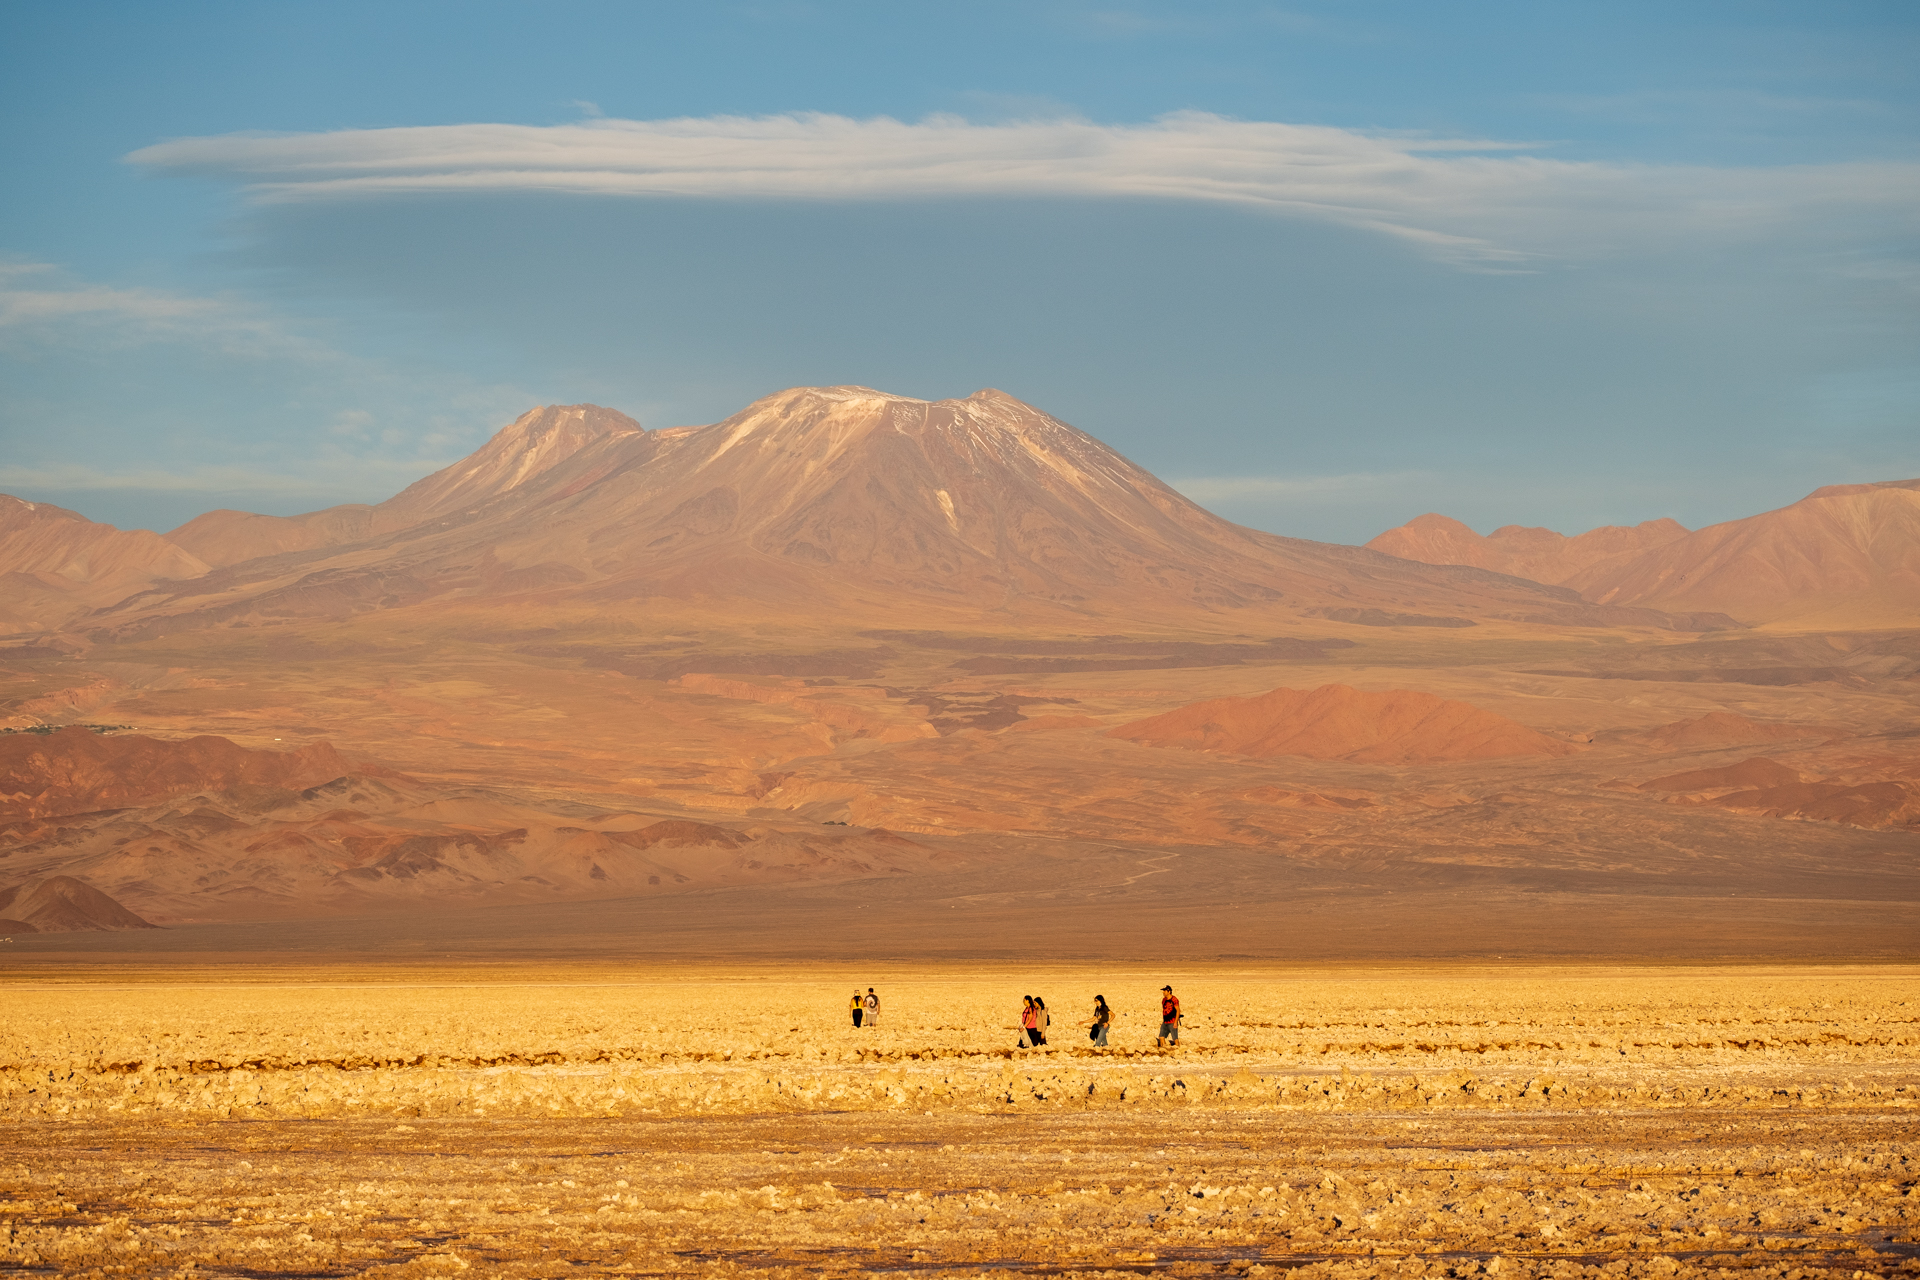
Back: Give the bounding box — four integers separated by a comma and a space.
0, 726, 349, 820
0, 494, 208, 634
1368, 479, 1920, 626
0, 741, 951, 926
0, 875, 156, 933
1367, 514, 1689, 586
1567, 480, 1920, 626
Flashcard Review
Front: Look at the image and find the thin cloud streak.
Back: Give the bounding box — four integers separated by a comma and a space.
127, 112, 1920, 270
0, 262, 327, 359
0, 459, 456, 498
0, 266, 220, 329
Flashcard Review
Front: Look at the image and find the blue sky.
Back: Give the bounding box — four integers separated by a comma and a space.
2, 1, 1916, 543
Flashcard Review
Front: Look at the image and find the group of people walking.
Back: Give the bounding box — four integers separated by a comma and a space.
1028, 986, 1178, 1048
849, 984, 1183, 1049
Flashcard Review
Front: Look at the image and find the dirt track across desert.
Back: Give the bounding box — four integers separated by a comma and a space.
5, 964, 1915, 1278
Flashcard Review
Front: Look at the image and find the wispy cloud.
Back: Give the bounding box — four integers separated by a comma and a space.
124, 112, 1920, 271
0, 457, 457, 498
0, 261, 324, 358
0, 262, 542, 517
0, 263, 223, 328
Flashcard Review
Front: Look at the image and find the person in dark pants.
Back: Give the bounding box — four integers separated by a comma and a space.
1088, 995, 1111, 1047
850, 989, 864, 1028
1033, 996, 1050, 1046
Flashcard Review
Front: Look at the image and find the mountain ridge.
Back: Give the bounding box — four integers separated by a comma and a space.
166, 404, 645, 568
0, 494, 210, 635
10, 386, 1739, 641
1369, 480, 1920, 627
1366, 513, 1690, 586
1568, 480, 1920, 625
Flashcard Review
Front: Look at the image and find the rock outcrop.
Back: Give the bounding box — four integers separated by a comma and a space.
0, 727, 349, 820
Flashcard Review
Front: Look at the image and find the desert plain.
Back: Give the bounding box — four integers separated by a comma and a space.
4, 964, 1916, 1279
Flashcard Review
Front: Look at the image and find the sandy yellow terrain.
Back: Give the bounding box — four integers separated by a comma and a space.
4, 965, 1915, 1277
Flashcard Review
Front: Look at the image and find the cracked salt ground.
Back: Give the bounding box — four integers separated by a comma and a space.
3, 966, 1915, 1277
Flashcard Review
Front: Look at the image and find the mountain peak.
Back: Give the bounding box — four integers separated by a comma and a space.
747, 385, 927, 412
1805, 478, 1920, 502
383, 403, 643, 521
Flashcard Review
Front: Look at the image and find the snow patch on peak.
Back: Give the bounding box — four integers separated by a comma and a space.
784, 385, 927, 406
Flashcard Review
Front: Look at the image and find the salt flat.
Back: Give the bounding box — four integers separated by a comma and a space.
5, 964, 1915, 1277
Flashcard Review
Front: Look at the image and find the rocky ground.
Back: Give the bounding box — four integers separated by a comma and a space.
3, 965, 1915, 1277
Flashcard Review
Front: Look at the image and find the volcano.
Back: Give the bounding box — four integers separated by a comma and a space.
75, 387, 1723, 639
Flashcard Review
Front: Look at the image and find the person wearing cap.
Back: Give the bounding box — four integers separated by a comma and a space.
1157, 985, 1181, 1048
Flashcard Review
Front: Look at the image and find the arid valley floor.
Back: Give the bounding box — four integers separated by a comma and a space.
4, 965, 1916, 1279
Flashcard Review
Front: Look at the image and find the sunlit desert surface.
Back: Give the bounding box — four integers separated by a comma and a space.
6, 964, 1916, 1278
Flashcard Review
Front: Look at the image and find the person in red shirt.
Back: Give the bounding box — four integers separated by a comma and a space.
1157, 985, 1181, 1048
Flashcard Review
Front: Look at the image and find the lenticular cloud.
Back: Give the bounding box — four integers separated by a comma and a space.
127, 111, 1920, 271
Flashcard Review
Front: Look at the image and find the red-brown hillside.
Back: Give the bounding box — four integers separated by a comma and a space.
0, 875, 156, 933
0, 494, 208, 634
1108, 684, 1579, 764
1367, 513, 1688, 585
0, 727, 349, 820
1638, 757, 1801, 793
1567, 480, 1920, 625
1701, 780, 1920, 831
1644, 712, 1838, 750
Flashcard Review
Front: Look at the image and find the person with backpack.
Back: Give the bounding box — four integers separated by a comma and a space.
1157, 985, 1181, 1048
850, 989, 864, 1028
863, 987, 880, 1029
